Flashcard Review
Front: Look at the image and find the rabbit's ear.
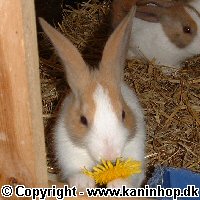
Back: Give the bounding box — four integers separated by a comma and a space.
112, 0, 137, 28
39, 18, 90, 96
135, 0, 176, 22
136, 0, 174, 8
135, 5, 162, 22
100, 7, 135, 85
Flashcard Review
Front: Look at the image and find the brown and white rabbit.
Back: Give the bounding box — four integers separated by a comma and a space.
39, 7, 146, 190
112, 0, 200, 74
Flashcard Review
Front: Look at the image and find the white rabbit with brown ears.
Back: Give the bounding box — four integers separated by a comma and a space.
112, 0, 200, 74
39, 7, 146, 191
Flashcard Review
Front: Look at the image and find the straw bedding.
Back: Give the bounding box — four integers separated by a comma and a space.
38, 0, 200, 177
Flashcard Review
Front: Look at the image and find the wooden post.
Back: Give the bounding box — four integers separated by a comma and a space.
0, 0, 48, 190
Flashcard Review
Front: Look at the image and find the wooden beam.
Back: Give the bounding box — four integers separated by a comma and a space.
0, 0, 47, 189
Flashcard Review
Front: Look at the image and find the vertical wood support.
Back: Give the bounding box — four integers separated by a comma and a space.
0, 0, 48, 189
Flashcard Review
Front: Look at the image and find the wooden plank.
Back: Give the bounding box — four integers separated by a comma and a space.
0, 0, 47, 190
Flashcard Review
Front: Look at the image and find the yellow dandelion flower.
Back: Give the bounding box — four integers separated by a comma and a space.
82, 158, 142, 185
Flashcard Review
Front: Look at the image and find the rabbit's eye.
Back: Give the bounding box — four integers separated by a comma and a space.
80, 115, 88, 126
122, 110, 126, 120
183, 26, 191, 34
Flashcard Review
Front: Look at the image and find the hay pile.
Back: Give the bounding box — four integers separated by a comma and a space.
38, 0, 200, 176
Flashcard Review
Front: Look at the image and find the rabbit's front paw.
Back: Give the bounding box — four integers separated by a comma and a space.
107, 178, 131, 188
68, 173, 95, 191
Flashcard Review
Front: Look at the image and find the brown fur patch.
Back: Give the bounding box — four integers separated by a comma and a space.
161, 6, 197, 48
64, 80, 97, 142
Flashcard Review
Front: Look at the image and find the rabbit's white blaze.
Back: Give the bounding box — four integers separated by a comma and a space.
87, 84, 128, 161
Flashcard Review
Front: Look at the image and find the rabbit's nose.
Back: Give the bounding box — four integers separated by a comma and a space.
102, 147, 121, 161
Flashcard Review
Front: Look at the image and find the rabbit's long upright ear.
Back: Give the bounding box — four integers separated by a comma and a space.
100, 7, 135, 85
135, 5, 162, 22
135, 0, 175, 22
39, 18, 90, 95
136, 0, 174, 8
